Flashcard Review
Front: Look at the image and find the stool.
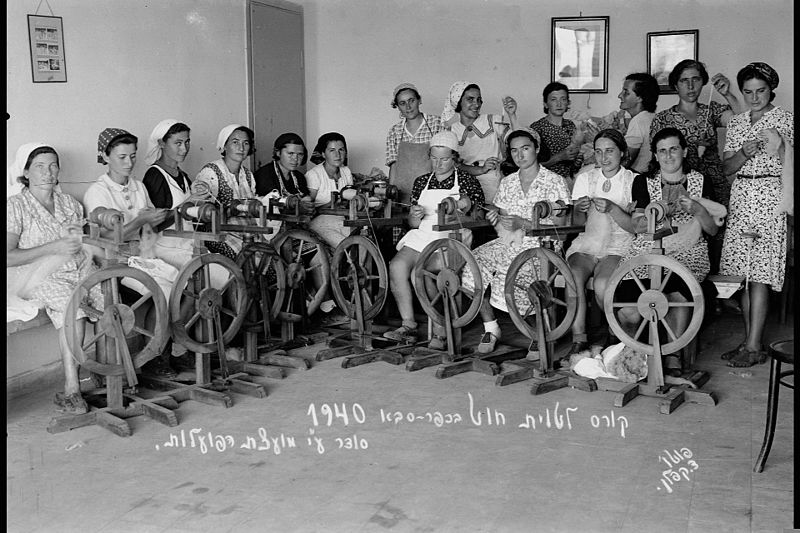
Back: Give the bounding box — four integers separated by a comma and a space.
753, 339, 793, 473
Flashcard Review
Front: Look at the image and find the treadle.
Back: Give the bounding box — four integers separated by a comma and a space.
228, 360, 285, 379
210, 370, 268, 398
596, 377, 717, 413
405, 347, 472, 372
342, 349, 405, 368
317, 344, 366, 361
138, 374, 233, 408
256, 349, 310, 370
435, 345, 526, 379
529, 371, 569, 395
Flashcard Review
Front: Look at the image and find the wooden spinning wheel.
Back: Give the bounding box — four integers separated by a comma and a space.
235, 242, 287, 331
330, 235, 387, 321
603, 254, 704, 356
503, 247, 577, 342
413, 238, 482, 330
272, 229, 331, 319
170, 254, 248, 354
64, 265, 169, 380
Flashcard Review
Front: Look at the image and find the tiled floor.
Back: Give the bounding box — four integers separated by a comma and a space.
6, 310, 794, 533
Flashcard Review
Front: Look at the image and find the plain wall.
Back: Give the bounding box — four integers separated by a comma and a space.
300, 0, 794, 173
7, 0, 251, 202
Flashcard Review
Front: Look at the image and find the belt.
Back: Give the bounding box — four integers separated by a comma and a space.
737, 174, 779, 179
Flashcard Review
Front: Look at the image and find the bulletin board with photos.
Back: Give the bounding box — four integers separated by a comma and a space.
27, 14, 67, 83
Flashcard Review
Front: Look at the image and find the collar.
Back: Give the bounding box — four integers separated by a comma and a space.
98, 173, 141, 193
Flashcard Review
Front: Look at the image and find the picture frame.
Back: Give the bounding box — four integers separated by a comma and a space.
551, 16, 609, 93
27, 14, 67, 83
647, 30, 699, 94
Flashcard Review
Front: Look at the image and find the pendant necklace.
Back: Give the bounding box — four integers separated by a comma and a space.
601, 174, 613, 193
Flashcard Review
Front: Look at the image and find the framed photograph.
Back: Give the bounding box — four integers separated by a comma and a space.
647, 30, 698, 94
27, 15, 67, 83
551, 16, 609, 93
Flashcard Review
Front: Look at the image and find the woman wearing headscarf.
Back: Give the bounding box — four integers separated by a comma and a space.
7, 143, 103, 414
385, 82, 444, 204
719, 62, 794, 368
442, 81, 519, 204
191, 123, 258, 258
650, 59, 740, 275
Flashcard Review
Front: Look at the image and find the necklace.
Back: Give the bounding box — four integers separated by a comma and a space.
601, 174, 613, 193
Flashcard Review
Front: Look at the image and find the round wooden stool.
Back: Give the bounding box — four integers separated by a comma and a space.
753, 339, 794, 473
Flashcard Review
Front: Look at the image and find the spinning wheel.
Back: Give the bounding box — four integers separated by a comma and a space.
272, 229, 330, 318
64, 266, 169, 381
504, 247, 577, 342
413, 238, 482, 330
330, 235, 387, 321
170, 254, 248, 354
235, 242, 287, 331
604, 254, 704, 357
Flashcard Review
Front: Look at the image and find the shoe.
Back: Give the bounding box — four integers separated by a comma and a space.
428, 335, 447, 351
567, 341, 590, 356
54, 392, 88, 415
727, 347, 767, 368
383, 325, 417, 342
663, 355, 683, 377
144, 358, 178, 379
720, 299, 743, 315
720, 343, 745, 360
321, 310, 350, 326
172, 353, 195, 371
477, 332, 499, 354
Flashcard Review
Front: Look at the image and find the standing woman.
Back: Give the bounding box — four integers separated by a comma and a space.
442, 81, 519, 204
530, 82, 582, 190
719, 62, 794, 367
618, 73, 660, 174
192, 124, 258, 258
386, 82, 444, 204
650, 60, 740, 274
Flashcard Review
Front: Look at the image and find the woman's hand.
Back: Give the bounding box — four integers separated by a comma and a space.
498, 214, 525, 231
502, 96, 517, 117
481, 157, 501, 174
557, 145, 580, 162
710, 73, 731, 96
299, 196, 316, 215
593, 197, 618, 214
574, 195, 592, 213
485, 207, 500, 226
408, 205, 424, 223
677, 196, 707, 217
137, 208, 169, 226
49, 236, 83, 255
741, 139, 760, 159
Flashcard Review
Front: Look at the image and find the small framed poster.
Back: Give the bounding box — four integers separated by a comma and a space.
647, 30, 699, 94
28, 15, 67, 83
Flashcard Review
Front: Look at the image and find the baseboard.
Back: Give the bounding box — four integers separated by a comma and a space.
6, 361, 63, 401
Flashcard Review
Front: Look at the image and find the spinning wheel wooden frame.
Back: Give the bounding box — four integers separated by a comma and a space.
272, 229, 331, 320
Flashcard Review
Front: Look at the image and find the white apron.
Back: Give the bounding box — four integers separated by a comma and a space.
150, 165, 195, 269
395, 172, 470, 252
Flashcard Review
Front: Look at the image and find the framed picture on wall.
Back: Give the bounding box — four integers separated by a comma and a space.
27, 15, 67, 83
647, 30, 698, 94
551, 16, 609, 93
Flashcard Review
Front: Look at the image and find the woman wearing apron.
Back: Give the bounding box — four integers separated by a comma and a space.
383, 131, 485, 346
442, 81, 519, 205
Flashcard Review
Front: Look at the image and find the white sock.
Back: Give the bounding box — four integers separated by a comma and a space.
484, 320, 501, 338
320, 300, 335, 313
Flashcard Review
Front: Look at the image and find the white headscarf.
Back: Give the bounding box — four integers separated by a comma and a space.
144, 119, 179, 166
216, 124, 245, 154
441, 81, 470, 124
7, 142, 47, 198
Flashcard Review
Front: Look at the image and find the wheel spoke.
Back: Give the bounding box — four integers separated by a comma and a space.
659, 268, 674, 292
129, 293, 152, 313
132, 325, 154, 339
668, 302, 696, 307
219, 306, 236, 318
612, 302, 638, 308
630, 270, 647, 293
365, 274, 381, 281
437, 247, 450, 269
660, 318, 679, 342
551, 296, 567, 308
360, 287, 373, 308
422, 269, 438, 281
547, 269, 558, 284
294, 240, 306, 262
429, 291, 443, 309
457, 286, 475, 299
81, 329, 107, 352
634, 319, 648, 341
186, 311, 201, 330
218, 276, 235, 295
79, 304, 104, 321
306, 263, 322, 273
182, 287, 198, 300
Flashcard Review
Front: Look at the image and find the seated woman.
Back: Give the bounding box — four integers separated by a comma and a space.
566, 129, 638, 357
462, 128, 571, 354
191, 124, 259, 258
253, 132, 315, 239
617, 73, 660, 174
386, 82, 444, 204
530, 82, 583, 191
7, 143, 103, 414
383, 130, 484, 344
616, 127, 724, 376
442, 81, 519, 204
306, 132, 355, 249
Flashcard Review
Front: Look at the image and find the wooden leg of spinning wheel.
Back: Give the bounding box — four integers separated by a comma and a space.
658, 388, 686, 414
94, 410, 133, 437
245, 330, 260, 362
342, 352, 379, 368
435, 359, 475, 379
228, 360, 285, 379
529, 373, 569, 395
196, 352, 211, 384
405, 350, 443, 371
137, 400, 179, 427
107, 375, 124, 410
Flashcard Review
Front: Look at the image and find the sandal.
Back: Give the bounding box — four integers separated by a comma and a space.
428, 335, 447, 351
477, 332, 500, 354
54, 392, 88, 415
383, 325, 418, 342
727, 348, 767, 368
663, 355, 683, 378
721, 342, 745, 360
